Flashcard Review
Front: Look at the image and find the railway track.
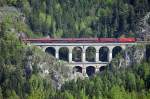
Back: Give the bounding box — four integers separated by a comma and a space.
136, 41, 150, 44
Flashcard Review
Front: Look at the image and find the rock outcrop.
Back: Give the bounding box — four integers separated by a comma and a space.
111, 45, 146, 68
23, 46, 84, 89
136, 12, 150, 41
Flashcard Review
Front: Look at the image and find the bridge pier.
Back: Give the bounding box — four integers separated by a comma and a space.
69, 47, 73, 63
69, 52, 72, 62
95, 68, 100, 73
96, 46, 100, 62
82, 68, 87, 76
82, 50, 86, 63
55, 47, 59, 59
109, 47, 113, 62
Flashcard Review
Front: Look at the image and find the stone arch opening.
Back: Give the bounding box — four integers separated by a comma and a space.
72, 47, 82, 62
86, 66, 95, 76
146, 45, 150, 62
112, 46, 122, 58
99, 47, 109, 62
73, 66, 82, 73
99, 66, 106, 72
86, 47, 96, 62
45, 47, 56, 57
59, 47, 69, 61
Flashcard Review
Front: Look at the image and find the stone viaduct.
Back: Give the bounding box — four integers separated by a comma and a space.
29, 41, 136, 76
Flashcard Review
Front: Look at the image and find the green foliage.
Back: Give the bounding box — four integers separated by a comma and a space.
1, 0, 149, 38
0, 32, 56, 99
7, 90, 20, 99
0, 0, 150, 99
110, 85, 126, 99
61, 62, 150, 99
0, 27, 150, 99
0, 7, 40, 38
6, 0, 17, 6
27, 75, 51, 99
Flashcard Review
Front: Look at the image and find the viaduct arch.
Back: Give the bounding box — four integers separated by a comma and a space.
73, 66, 82, 73
59, 47, 69, 61
26, 41, 134, 77
112, 46, 123, 58
86, 47, 96, 62
72, 47, 82, 62
99, 66, 106, 72
99, 47, 109, 62
86, 66, 95, 76
45, 47, 56, 57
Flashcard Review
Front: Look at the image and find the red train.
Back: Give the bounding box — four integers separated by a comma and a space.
22, 38, 136, 43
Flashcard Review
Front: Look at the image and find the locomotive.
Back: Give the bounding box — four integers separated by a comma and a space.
22, 38, 136, 43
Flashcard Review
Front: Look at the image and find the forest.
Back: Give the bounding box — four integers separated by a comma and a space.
0, 33, 150, 99
0, 0, 150, 38
0, 0, 150, 99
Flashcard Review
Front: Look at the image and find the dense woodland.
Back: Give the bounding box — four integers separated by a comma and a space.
1, 0, 150, 38
0, 34, 150, 99
0, 0, 150, 99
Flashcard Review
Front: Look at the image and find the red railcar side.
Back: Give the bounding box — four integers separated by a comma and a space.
22, 38, 136, 43
118, 38, 136, 43
98, 38, 118, 43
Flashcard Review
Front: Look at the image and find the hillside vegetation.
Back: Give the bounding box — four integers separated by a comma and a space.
0, 5, 71, 99
1, 34, 150, 99
0, 31, 150, 99
0, 0, 150, 38
0, 0, 150, 99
